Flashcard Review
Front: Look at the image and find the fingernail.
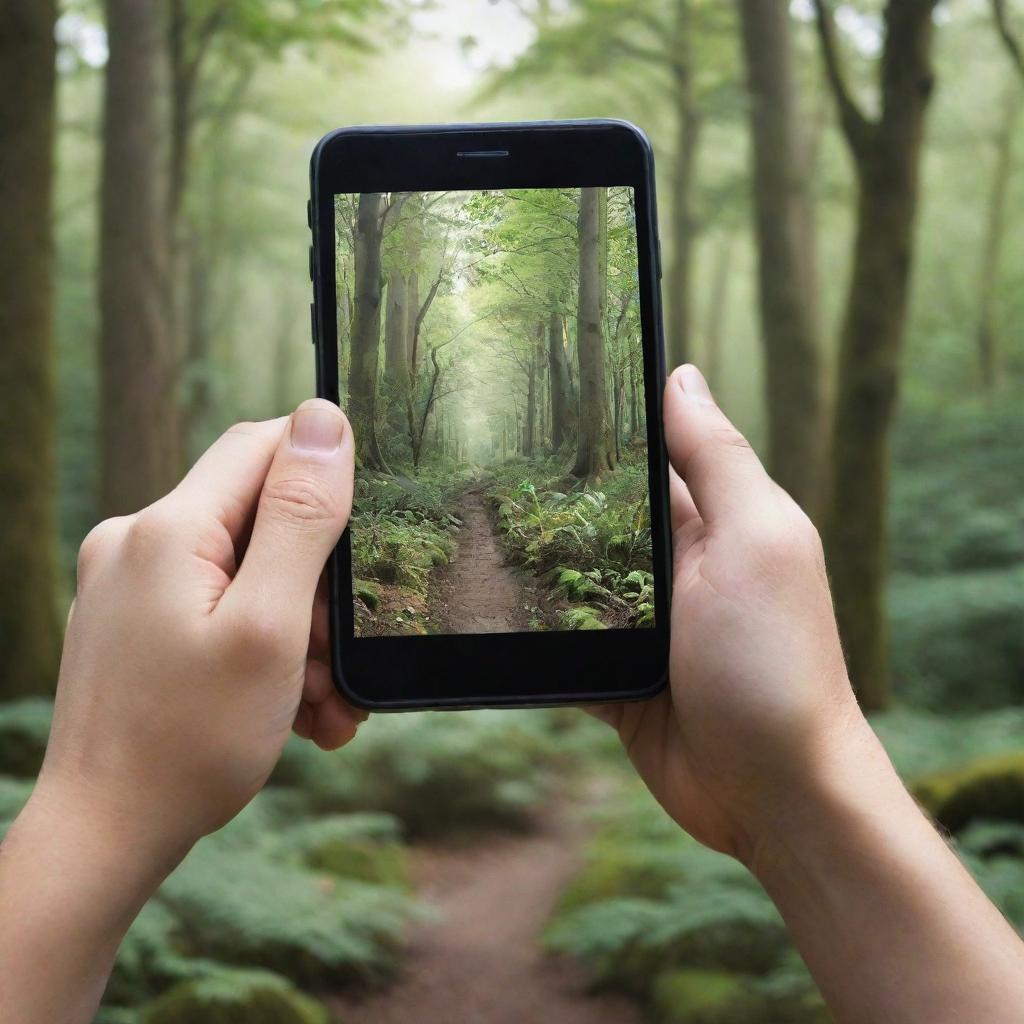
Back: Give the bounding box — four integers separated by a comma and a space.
678, 364, 714, 405
291, 402, 344, 451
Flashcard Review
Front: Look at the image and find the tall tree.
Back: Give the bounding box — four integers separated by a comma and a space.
0, 0, 61, 696
548, 311, 574, 449
349, 192, 391, 472
738, 0, 826, 519
99, 0, 178, 517
974, 86, 1020, 394
573, 188, 617, 479
813, 0, 941, 709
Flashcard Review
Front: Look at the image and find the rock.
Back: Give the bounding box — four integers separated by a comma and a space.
353, 579, 381, 610
912, 752, 1024, 832
0, 699, 52, 777
140, 968, 329, 1024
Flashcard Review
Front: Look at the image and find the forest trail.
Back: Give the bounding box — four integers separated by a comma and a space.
327, 803, 644, 1024
433, 487, 532, 633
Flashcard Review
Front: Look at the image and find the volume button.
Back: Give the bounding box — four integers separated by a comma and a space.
307, 198, 312, 229
308, 245, 314, 281
310, 303, 316, 345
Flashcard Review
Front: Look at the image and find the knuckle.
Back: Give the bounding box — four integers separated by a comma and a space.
260, 474, 341, 529
76, 518, 128, 583
750, 502, 822, 570
225, 608, 298, 666
124, 504, 181, 559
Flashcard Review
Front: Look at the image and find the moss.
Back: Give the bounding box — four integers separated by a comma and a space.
651, 969, 765, 1024
0, 699, 52, 777
912, 752, 1024, 832
556, 844, 685, 914
141, 969, 328, 1024
353, 579, 381, 610
304, 838, 408, 888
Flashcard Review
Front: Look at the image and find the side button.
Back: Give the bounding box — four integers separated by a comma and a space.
310, 303, 316, 345
308, 245, 314, 281
307, 199, 312, 229
655, 233, 663, 280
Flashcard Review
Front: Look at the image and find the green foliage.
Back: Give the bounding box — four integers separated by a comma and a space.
0, 775, 34, 834
0, 698, 52, 777
279, 815, 409, 887
888, 567, 1024, 709
272, 711, 563, 838
158, 843, 411, 985
140, 967, 329, 1024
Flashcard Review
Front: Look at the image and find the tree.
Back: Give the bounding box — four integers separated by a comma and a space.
813, 0, 941, 709
99, 0, 178, 518
548, 311, 575, 449
738, 0, 826, 519
0, 0, 61, 696
349, 192, 392, 472
572, 188, 617, 479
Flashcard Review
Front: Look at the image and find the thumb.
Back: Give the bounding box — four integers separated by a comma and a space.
663, 364, 772, 527
228, 399, 354, 621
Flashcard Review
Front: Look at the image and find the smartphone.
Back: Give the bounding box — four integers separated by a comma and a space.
309, 120, 671, 710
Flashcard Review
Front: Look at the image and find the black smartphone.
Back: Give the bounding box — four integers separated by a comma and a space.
309, 119, 671, 710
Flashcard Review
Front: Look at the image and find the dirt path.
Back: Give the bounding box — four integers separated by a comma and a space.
432, 487, 532, 633
327, 806, 643, 1024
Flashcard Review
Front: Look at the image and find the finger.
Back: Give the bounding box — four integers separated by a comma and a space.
226, 400, 354, 623
303, 658, 334, 705
663, 364, 772, 528
293, 701, 314, 739
311, 694, 361, 750
309, 574, 329, 662
173, 418, 289, 542
668, 465, 700, 533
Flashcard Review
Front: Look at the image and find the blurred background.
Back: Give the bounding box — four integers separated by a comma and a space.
1, 1, 1023, 1022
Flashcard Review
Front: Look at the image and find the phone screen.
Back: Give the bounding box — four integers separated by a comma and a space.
333, 187, 655, 638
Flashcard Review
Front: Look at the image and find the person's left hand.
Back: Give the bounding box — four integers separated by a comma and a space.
35, 399, 362, 865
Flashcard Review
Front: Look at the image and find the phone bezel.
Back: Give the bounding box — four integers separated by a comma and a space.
310, 120, 672, 710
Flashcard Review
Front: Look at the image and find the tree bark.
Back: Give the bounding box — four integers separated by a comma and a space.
572, 188, 617, 480
665, 0, 701, 367
815, 0, 939, 710
739, 0, 827, 520
974, 86, 1020, 394
547, 311, 574, 450
99, 0, 178, 517
384, 271, 409, 392
349, 192, 390, 472
0, 0, 61, 696
703, 233, 735, 394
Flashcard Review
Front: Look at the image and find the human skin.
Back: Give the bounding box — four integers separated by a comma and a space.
2, 378, 1024, 1023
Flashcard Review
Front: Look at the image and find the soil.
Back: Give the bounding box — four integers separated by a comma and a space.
431, 487, 536, 633
326, 805, 643, 1024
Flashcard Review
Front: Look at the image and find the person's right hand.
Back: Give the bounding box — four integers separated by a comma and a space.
590, 364, 889, 866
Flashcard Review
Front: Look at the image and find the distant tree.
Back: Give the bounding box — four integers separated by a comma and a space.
813, 0, 942, 710
573, 188, 617, 479
0, 0, 61, 696
99, 0, 178, 517
738, 0, 826, 519
991, 0, 1024, 81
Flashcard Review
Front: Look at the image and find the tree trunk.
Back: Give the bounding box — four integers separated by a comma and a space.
739, 0, 826, 519
384, 270, 409, 401
665, 1, 701, 367
703, 233, 735, 394
99, 0, 178, 517
407, 269, 419, 369
572, 188, 617, 480
818, 0, 939, 710
525, 354, 537, 457
349, 192, 390, 472
974, 86, 1020, 394
629, 354, 641, 438
548, 311, 574, 449
0, 0, 61, 696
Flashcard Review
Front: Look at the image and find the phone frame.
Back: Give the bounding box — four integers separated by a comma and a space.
310, 119, 671, 710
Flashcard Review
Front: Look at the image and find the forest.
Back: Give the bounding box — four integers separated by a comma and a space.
337, 186, 655, 635
1, 1, 1023, 1022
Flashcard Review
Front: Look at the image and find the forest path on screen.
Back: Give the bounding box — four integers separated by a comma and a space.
327, 801, 642, 1024
431, 487, 533, 634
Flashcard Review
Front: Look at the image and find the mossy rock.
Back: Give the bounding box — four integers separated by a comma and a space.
912, 752, 1024, 832
0, 699, 53, 777
652, 969, 766, 1024
353, 579, 382, 610
304, 838, 408, 888
141, 969, 328, 1024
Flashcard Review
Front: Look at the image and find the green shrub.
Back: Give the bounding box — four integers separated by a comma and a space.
651, 969, 766, 1024
912, 752, 1024, 832
140, 968, 329, 1024
157, 843, 413, 985
272, 712, 561, 838
278, 815, 408, 887
105, 901, 189, 1006
0, 699, 53, 777
888, 567, 1024, 709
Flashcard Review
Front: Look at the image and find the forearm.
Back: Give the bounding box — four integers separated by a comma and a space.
750, 727, 1024, 1023
0, 777, 189, 1024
